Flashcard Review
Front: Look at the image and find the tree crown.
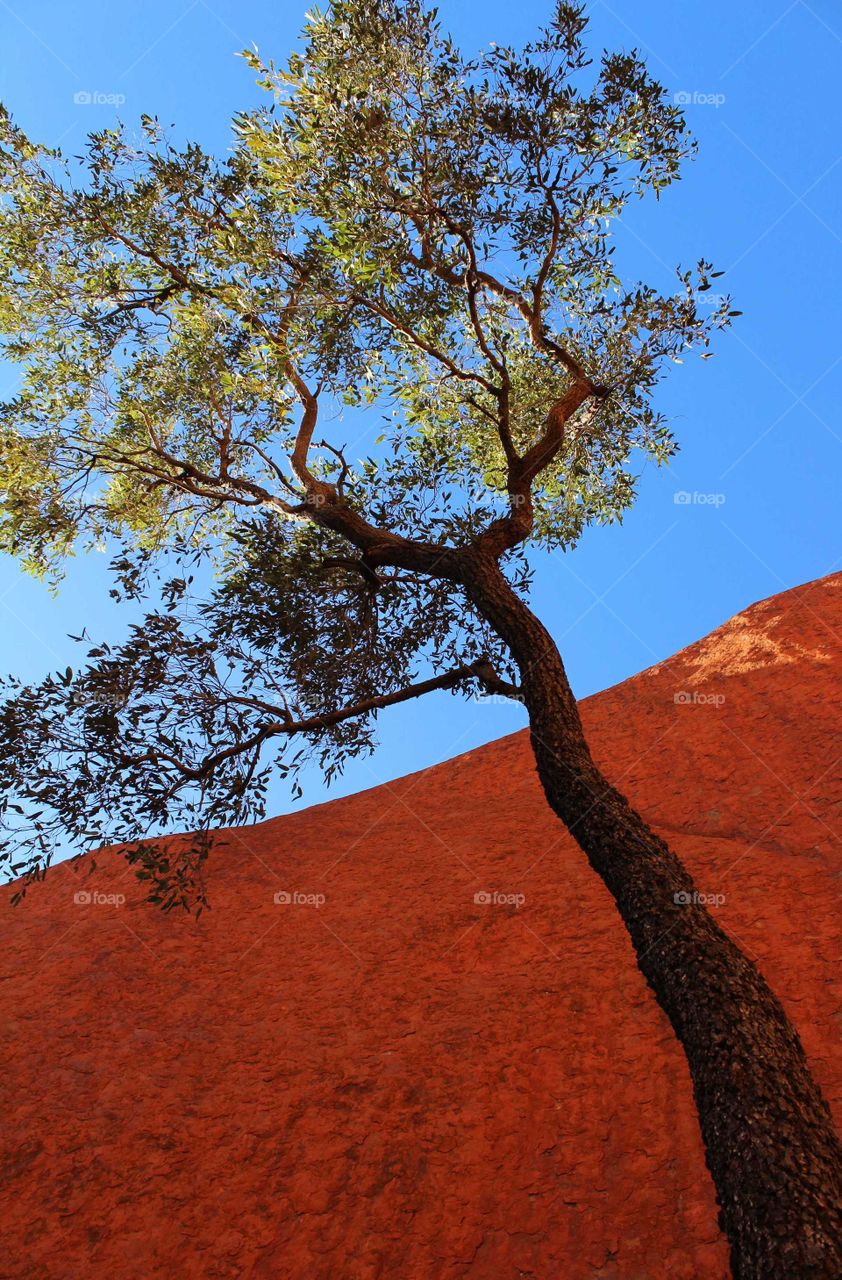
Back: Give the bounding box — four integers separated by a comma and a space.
0, 0, 731, 909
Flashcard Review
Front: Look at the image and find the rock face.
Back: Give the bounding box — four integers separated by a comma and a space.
2, 574, 840, 1280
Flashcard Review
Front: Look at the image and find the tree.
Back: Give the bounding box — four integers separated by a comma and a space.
0, 1, 839, 1273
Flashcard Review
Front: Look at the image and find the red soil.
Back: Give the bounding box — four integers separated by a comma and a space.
2, 574, 840, 1279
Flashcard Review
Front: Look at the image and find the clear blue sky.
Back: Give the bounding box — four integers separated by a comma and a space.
0, 0, 840, 818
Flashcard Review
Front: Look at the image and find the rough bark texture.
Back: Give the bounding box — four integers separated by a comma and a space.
463, 551, 842, 1280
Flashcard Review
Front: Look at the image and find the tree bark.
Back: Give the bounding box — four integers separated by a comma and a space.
462, 549, 842, 1280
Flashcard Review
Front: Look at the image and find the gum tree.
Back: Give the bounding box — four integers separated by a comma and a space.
0, 3, 839, 1274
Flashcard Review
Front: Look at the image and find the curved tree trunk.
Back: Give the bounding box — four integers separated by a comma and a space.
463, 550, 842, 1279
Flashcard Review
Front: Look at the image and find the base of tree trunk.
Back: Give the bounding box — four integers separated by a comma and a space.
464, 553, 842, 1279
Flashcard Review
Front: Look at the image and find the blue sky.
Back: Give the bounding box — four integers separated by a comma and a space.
0, 0, 840, 820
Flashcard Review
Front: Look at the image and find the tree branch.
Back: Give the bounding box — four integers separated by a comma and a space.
160, 659, 514, 786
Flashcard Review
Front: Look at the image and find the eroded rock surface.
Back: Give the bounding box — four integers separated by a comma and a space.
2, 574, 840, 1279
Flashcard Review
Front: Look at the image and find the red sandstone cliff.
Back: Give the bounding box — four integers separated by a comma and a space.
2, 574, 840, 1278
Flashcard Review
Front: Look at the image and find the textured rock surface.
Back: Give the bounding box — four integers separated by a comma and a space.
2, 574, 840, 1279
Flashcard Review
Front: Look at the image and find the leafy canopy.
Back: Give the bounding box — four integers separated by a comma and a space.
0, 0, 731, 908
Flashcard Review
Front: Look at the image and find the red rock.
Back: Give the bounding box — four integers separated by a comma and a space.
1, 573, 840, 1278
